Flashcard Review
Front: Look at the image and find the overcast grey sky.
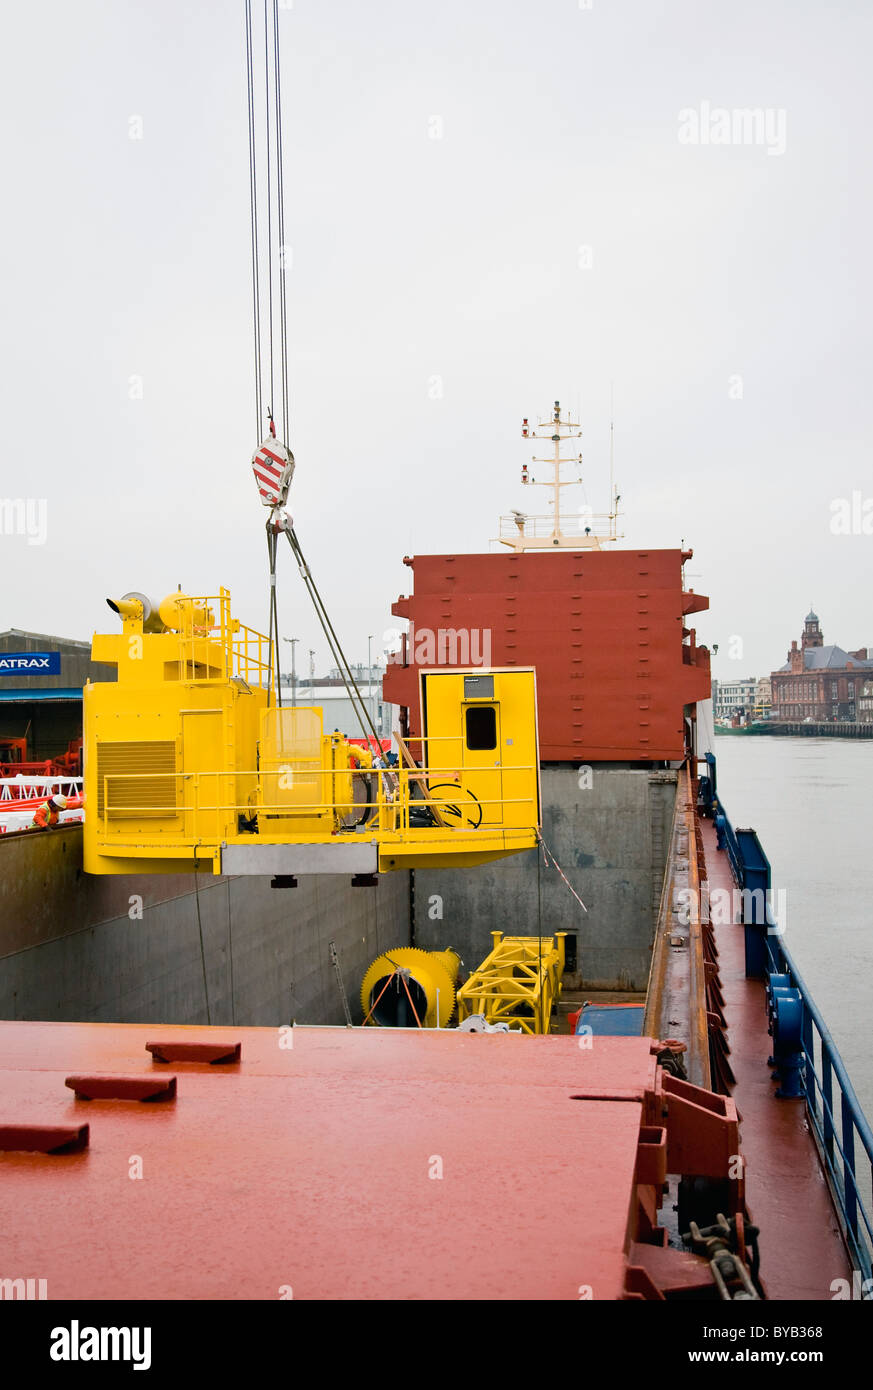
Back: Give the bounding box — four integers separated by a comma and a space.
2, 0, 870, 679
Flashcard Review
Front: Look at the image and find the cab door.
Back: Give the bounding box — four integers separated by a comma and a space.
181, 710, 223, 842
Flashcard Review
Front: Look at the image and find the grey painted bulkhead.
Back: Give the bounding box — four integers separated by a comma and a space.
0, 766, 674, 1022
0, 825, 408, 1025
412, 766, 677, 991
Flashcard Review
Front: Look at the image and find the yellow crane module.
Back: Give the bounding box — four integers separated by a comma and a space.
456, 931, 567, 1035
83, 589, 541, 878
360, 948, 461, 1028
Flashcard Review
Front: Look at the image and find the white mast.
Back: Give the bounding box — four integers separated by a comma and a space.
494, 398, 622, 552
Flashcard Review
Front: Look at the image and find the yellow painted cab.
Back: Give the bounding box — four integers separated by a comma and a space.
83, 590, 540, 877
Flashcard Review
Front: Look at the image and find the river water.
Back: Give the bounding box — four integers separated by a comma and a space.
712, 735, 873, 1125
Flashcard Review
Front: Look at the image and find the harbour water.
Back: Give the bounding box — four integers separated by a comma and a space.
713, 735, 873, 1124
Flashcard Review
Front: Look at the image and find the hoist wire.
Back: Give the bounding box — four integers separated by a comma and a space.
272, 0, 290, 442
265, 528, 274, 704
267, 527, 283, 707
248, 8, 381, 759
263, 0, 275, 429
283, 527, 383, 752
244, 0, 263, 441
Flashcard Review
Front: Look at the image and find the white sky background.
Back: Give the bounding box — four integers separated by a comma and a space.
1, 0, 870, 680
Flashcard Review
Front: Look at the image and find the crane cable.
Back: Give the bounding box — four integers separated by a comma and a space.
266, 525, 282, 707
245, 0, 289, 448
247, 0, 289, 699
272, 0, 290, 441
245, 1, 384, 760
283, 524, 384, 755
263, 0, 275, 438
244, 0, 262, 442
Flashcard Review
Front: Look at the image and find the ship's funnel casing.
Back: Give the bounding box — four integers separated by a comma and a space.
361, 947, 461, 1028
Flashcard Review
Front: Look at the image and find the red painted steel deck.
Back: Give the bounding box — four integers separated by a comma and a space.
0, 1022, 657, 1301
699, 818, 852, 1298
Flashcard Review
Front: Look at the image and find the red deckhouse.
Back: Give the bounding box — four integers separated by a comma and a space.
384, 549, 711, 762
383, 403, 711, 762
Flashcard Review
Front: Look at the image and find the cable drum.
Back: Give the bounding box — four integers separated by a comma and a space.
360, 948, 461, 1029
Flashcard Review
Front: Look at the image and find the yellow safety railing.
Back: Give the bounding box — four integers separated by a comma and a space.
162, 590, 273, 688
98, 760, 538, 841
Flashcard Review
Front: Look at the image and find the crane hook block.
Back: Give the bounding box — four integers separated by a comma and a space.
252, 435, 295, 508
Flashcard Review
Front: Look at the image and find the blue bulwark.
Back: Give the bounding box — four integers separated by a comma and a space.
0, 652, 61, 675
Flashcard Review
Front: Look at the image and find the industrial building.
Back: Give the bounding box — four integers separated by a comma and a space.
711, 676, 757, 724
0, 629, 115, 768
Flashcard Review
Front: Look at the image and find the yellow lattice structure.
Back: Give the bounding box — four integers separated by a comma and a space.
456, 931, 567, 1035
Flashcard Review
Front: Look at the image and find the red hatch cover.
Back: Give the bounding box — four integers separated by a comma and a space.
0, 1020, 658, 1300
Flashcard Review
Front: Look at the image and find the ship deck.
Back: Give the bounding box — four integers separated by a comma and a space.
0, 1020, 659, 1301
699, 816, 852, 1298
0, 822, 855, 1301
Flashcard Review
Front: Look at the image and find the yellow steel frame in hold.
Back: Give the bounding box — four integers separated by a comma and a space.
83, 589, 541, 876
456, 930, 567, 1035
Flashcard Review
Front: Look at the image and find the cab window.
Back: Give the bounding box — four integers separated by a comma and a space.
465, 705, 497, 750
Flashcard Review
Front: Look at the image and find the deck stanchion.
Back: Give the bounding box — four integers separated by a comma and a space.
822, 1048, 834, 1163
842, 1092, 858, 1242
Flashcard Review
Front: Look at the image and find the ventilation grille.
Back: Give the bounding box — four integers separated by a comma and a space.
97, 741, 177, 818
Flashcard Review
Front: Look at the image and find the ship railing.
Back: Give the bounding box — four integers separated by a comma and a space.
0, 776, 83, 801
764, 917, 873, 1290
495, 513, 612, 540
718, 809, 744, 889
718, 800, 873, 1288
162, 590, 273, 688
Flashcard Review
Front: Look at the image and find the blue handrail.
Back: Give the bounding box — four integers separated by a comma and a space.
715, 796, 873, 1290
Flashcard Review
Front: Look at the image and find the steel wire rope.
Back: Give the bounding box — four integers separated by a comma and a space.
244, 0, 263, 440
283, 527, 384, 753
362, 969, 401, 1027
262, 0, 274, 428
249, 5, 385, 791
272, 0, 290, 441
193, 867, 213, 1026
266, 527, 283, 706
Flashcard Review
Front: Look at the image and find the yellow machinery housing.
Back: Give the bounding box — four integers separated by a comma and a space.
456, 931, 567, 1035
360, 948, 461, 1028
83, 589, 541, 876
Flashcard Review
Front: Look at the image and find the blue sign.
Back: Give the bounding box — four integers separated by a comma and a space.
0, 652, 62, 676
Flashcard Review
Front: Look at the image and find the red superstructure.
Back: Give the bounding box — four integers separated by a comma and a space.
384, 549, 711, 761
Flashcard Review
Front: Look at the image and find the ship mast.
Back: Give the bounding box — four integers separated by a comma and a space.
494, 398, 622, 551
